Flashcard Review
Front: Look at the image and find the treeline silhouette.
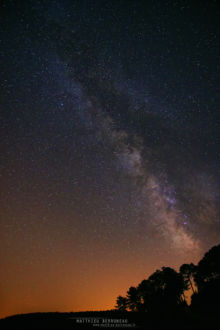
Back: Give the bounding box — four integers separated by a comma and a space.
1, 244, 219, 329
115, 244, 220, 315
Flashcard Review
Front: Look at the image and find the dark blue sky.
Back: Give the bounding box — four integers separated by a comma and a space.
0, 0, 219, 317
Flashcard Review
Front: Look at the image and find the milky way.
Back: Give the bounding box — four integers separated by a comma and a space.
0, 0, 219, 317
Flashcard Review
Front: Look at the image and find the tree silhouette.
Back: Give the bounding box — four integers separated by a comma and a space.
115, 267, 187, 313
148, 267, 187, 310
179, 263, 197, 294
194, 244, 220, 290
115, 295, 128, 311
137, 279, 155, 312
115, 244, 220, 316
126, 286, 140, 311
191, 244, 220, 312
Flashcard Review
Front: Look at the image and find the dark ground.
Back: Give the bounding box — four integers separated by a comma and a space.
0, 310, 219, 330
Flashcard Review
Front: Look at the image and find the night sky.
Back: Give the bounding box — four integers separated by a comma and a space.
0, 0, 219, 318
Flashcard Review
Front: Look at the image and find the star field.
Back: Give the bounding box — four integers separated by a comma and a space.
0, 0, 219, 317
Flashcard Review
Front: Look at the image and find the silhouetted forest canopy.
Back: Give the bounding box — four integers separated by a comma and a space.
115, 244, 220, 314
1, 245, 220, 330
